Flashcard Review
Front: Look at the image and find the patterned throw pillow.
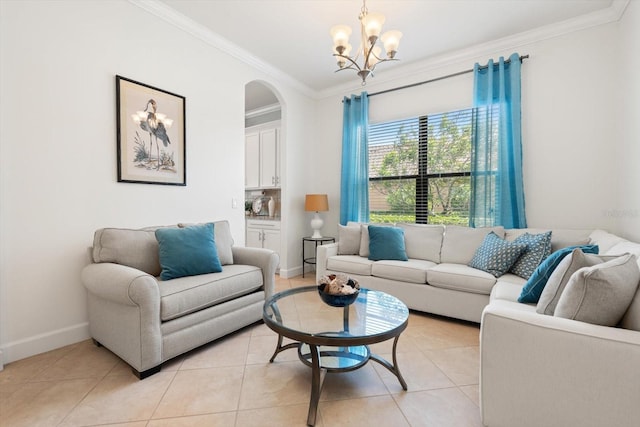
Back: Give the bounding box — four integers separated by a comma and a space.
509, 231, 553, 279
468, 232, 527, 277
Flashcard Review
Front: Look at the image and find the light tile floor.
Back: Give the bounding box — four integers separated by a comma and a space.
0, 275, 483, 427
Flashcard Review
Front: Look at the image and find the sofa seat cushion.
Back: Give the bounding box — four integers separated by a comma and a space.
159, 264, 263, 321
326, 255, 374, 276
371, 259, 435, 284
427, 263, 497, 295
491, 280, 526, 303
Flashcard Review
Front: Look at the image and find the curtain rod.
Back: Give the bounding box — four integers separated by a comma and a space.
367, 54, 529, 98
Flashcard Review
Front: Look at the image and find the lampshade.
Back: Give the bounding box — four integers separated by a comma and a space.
305, 194, 329, 212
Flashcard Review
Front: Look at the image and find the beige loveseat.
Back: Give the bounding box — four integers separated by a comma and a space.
81, 220, 278, 378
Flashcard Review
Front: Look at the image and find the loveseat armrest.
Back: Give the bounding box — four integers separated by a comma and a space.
480, 302, 640, 427
232, 246, 279, 300
81, 263, 162, 374
315, 242, 338, 283
81, 262, 160, 307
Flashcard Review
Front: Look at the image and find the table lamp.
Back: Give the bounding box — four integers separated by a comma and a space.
305, 194, 329, 238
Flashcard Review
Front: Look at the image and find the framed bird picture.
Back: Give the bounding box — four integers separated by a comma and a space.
116, 75, 186, 185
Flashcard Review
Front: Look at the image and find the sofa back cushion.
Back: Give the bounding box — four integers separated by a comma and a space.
397, 223, 444, 263
93, 220, 235, 276
606, 240, 640, 331
505, 228, 592, 253
440, 226, 505, 265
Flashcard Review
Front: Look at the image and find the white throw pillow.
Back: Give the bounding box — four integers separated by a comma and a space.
337, 224, 361, 255
536, 249, 616, 315
554, 253, 640, 326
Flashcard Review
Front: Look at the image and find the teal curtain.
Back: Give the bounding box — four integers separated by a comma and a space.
470, 53, 527, 228
340, 92, 370, 225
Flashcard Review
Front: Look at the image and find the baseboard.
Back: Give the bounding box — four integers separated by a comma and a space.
278, 265, 308, 279
0, 322, 90, 365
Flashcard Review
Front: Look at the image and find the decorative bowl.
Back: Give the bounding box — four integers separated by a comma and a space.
317, 284, 360, 307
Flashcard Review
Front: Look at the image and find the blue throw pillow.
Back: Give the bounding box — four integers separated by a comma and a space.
509, 231, 553, 279
468, 232, 527, 277
518, 244, 599, 303
368, 225, 408, 261
155, 223, 222, 281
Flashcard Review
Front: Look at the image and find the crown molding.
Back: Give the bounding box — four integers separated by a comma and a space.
317, 0, 630, 99
245, 103, 281, 119
127, 0, 316, 98
130, 0, 629, 101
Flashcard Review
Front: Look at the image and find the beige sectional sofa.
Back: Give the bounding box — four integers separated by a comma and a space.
316, 223, 596, 323
316, 223, 640, 427
81, 220, 279, 378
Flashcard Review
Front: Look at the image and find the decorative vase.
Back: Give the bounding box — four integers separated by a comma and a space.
268, 197, 275, 218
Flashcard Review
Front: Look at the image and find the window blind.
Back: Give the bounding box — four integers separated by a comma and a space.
368, 108, 473, 225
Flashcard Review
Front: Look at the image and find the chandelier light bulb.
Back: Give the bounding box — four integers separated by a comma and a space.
361, 12, 385, 41
330, 25, 352, 49
381, 30, 402, 58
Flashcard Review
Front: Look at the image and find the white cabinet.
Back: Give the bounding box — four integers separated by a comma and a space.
246, 220, 281, 263
245, 125, 280, 189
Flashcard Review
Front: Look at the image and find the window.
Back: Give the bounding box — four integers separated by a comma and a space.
368, 108, 473, 225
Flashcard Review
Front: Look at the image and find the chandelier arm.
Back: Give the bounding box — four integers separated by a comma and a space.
333, 53, 363, 71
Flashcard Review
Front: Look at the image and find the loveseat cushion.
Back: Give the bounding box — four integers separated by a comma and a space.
93, 227, 162, 276
159, 264, 263, 321
327, 255, 374, 276
427, 263, 497, 295
440, 226, 505, 264
397, 223, 444, 263
371, 259, 434, 284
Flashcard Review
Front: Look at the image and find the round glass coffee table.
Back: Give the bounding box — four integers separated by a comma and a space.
263, 286, 409, 426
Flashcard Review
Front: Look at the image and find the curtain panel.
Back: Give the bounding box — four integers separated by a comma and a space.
340, 92, 370, 225
470, 53, 527, 229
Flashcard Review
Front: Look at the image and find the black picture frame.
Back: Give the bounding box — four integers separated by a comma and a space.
116, 75, 186, 185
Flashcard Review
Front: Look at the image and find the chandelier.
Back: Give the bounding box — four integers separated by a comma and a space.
330, 0, 402, 85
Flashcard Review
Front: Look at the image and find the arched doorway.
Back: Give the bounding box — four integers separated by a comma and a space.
244, 81, 284, 272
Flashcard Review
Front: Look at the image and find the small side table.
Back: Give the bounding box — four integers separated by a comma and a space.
302, 236, 335, 278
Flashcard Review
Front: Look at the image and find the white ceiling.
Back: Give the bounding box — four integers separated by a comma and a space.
155, 0, 621, 107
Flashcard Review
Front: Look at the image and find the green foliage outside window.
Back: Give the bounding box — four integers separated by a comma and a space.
369, 110, 472, 226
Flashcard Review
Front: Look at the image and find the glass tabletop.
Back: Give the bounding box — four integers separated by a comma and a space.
263, 286, 409, 345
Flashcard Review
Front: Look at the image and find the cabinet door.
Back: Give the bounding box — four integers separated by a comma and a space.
263, 229, 281, 258
246, 227, 262, 249
259, 128, 278, 188
245, 132, 260, 188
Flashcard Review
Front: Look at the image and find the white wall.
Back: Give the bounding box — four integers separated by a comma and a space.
616, 0, 640, 241
313, 9, 637, 240
0, 0, 314, 363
